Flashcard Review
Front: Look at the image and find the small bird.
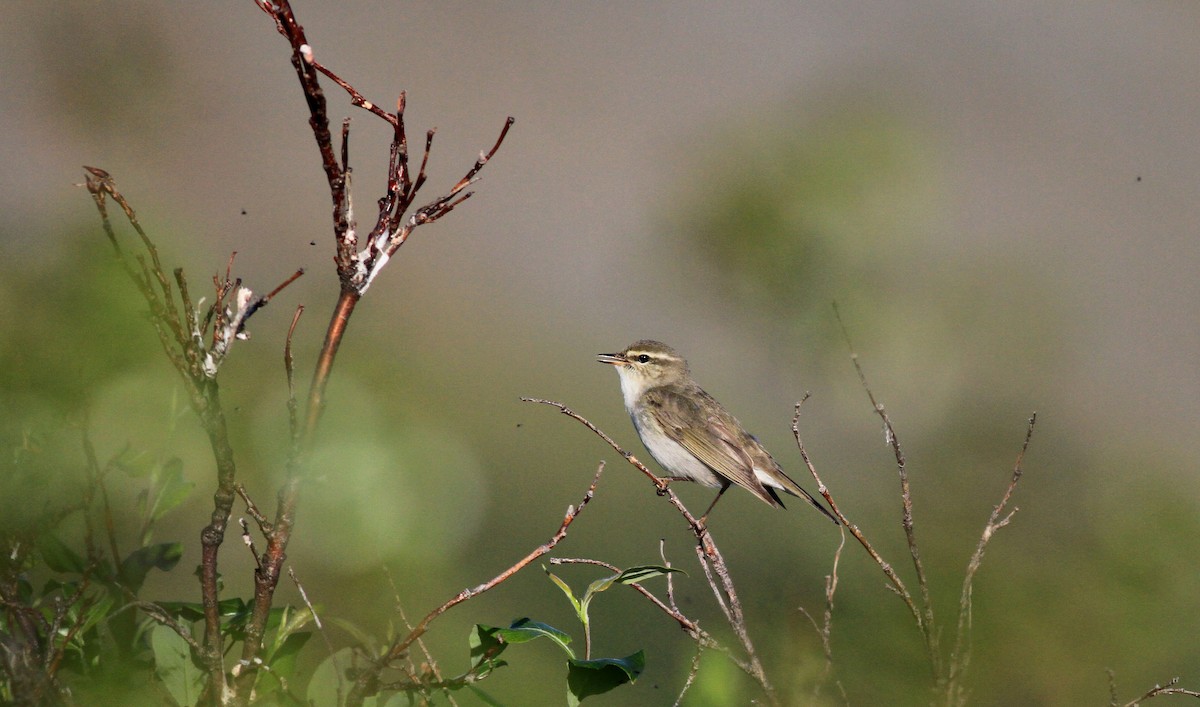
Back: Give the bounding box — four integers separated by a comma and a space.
598, 340, 837, 524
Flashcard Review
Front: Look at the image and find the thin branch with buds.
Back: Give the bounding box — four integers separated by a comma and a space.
798, 527, 847, 702
833, 302, 939, 678
790, 395, 934, 675
231, 2, 514, 698
791, 322, 1038, 704
82, 168, 301, 697
945, 413, 1037, 702
1108, 671, 1200, 707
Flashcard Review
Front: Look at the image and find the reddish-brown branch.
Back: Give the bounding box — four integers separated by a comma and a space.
285, 305, 304, 447
240, 2, 514, 700
345, 463, 607, 706
304, 288, 359, 440
410, 129, 434, 203
451, 116, 515, 195
255, 0, 342, 200
234, 474, 300, 697
196, 386, 238, 696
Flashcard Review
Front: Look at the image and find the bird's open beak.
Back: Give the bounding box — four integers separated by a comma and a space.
596, 352, 627, 366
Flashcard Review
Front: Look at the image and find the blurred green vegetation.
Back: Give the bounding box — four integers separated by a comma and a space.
657, 96, 1200, 704
3, 78, 1199, 707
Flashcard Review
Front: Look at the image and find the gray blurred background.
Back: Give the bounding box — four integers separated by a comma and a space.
3, 1, 1199, 704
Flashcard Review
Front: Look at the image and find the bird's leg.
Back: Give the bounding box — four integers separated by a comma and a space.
655, 476, 691, 495
697, 483, 731, 526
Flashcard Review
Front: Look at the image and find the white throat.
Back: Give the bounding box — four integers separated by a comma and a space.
614, 367, 652, 413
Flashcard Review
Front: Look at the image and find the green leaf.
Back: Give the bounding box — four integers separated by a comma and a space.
115, 446, 156, 478
41, 577, 76, 597
582, 574, 618, 603
566, 650, 645, 706
271, 606, 316, 649
38, 534, 86, 573
307, 646, 354, 707
329, 617, 377, 651
269, 628, 313, 669
256, 631, 312, 702
154, 598, 245, 624
221, 599, 256, 640
261, 606, 315, 682
149, 457, 194, 523
150, 624, 203, 707
543, 566, 583, 619
190, 564, 223, 593
264, 604, 292, 632
613, 565, 686, 585
135, 488, 150, 521
499, 618, 573, 655
470, 624, 508, 668
463, 684, 508, 706
77, 591, 117, 637
159, 455, 184, 478
17, 576, 33, 604
471, 618, 574, 669
120, 542, 184, 593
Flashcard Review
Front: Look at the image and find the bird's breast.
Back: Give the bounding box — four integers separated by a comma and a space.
629, 409, 723, 488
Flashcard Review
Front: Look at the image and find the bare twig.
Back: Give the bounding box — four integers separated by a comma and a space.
792, 394, 934, 682
239, 267, 304, 326
694, 532, 777, 703
234, 484, 271, 534
44, 579, 98, 681
384, 580, 459, 707
345, 463, 607, 706
674, 638, 705, 707
945, 414, 1037, 704
252, 0, 513, 298
83, 167, 241, 695
80, 429, 121, 574
126, 599, 205, 656
284, 306, 304, 449
291, 566, 343, 706
793, 315, 1039, 705
304, 289, 358, 441
1112, 674, 1200, 707
84, 166, 305, 706
286, 567, 340, 701
238, 518, 261, 570
519, 398, 673, 494
796, 396, 926, 628
660, 539, 679, 610
798, 526, 846, 702
833, 303, 940, 679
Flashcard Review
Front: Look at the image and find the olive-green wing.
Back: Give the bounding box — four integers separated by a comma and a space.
645, 386, 780, 507
648, 386, 839, 523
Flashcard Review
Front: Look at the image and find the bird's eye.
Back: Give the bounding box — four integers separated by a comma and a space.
637, 354, 651, 363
